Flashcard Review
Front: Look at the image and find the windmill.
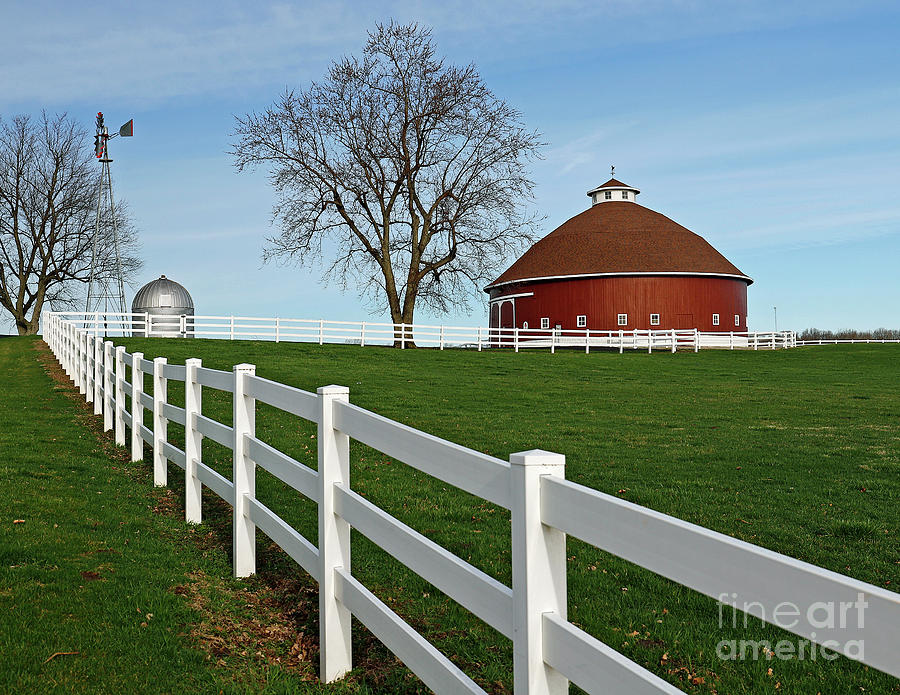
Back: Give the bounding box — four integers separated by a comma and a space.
84, 111, 133, 326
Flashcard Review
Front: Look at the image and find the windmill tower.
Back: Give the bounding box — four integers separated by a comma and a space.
84, 111, 133, 320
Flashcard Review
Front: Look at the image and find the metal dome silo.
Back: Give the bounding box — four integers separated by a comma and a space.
131, 275, 194, 337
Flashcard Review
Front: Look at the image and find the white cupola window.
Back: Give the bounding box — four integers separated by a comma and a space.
587, 170, 640, 206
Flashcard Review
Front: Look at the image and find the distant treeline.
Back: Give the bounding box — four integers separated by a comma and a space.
799, 328, 900, 341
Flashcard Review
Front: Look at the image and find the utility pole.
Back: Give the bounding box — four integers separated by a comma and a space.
85, 112, 133, 328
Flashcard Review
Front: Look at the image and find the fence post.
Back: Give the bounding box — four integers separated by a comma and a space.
648, 330, 652, 354
59, 320, 67, 374
103, 341, 114, 431
318, 319, 325, 345
400, 323, 406, 349
85, 333, 93, 404
360, 321, 366, 347
585, 328, 590, 354
115, 346, 126, 446
477, 326, 483, 351
275, 317, 280, 343
81, 331, 90, 396
230, 316, 235, 340
153, 357, 168, 487
694, 328, 699, 353
550, 328, 556, 354
671, 328, 677, 353
730, 331, 734, 350
232, 363, 256, 578
71, 324, 77, 376
439, 324, 445, 350
131, 352, 144, 462
144, 312, 150, 338
70, 326, 78, 389
510, 450, 568, 695
72, 328, 82, 393
317, 384, 352, 682
93, 337, 103, 414
185, 358, 203, 525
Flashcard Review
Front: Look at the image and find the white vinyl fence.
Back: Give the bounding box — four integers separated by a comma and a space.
43, 313, 899, 694
48, 311, 799, 351
795, 338, 900, 345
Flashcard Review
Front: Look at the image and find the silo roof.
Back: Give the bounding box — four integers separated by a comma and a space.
132, 275, 194, 310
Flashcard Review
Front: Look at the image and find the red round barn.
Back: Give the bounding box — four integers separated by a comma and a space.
485, 178, 752, 333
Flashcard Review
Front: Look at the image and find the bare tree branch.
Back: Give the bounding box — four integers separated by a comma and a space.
231, 22, 543, 344
0, 112, 141, 335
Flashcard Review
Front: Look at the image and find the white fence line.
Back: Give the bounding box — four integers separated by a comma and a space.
46, 311, 800, 351
42, 312, 900, 693
796, 338, 900, 345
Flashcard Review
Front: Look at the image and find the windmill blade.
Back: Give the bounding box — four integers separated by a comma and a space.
119, 119, 133, 137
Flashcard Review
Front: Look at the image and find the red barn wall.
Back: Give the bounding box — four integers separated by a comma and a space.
489, 275, 749, 332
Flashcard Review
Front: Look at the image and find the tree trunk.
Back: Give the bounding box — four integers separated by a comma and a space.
399, 304, 417, 348
14, 300, 42, 336
16, 318, 40, 336
389, 307, 417, 348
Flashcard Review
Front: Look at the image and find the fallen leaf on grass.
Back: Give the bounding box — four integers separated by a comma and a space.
13, 520, 25, 524
80, 570, 102, 581
43, 651, 79, 663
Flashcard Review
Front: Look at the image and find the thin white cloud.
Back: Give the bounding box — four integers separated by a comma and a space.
1, 0, 890, 108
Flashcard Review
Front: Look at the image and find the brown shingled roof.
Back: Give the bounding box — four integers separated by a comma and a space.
486, 202, 751, 289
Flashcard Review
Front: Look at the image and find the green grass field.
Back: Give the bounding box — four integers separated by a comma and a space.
3, 335, 899, 693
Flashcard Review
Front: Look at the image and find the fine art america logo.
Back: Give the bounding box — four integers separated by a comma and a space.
716, 592, 868, 662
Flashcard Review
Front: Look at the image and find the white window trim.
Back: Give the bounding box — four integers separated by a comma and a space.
604, 190, 612, 199
540, 317, 550, 329
712, 313, 720, 326
617, 313, 628, 326
650, 313, 660, 326
621, 191, 628, 199
576, 315, 587, 328
734, 314, 741, 327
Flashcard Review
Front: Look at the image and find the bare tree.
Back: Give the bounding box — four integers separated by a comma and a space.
0, 112, 141, 335
232, 22, 542, 344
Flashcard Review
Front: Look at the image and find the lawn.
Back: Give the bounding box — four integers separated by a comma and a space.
0, 337, 366, 694
6, 335, 900, 693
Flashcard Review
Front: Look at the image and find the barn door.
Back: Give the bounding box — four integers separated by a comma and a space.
675, 313, 695, 329
497, 301, 514, 345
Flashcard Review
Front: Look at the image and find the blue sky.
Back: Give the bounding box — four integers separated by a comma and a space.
4, 0, 899, 332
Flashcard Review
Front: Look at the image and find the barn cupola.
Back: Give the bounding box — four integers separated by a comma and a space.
587, 168, 640, 206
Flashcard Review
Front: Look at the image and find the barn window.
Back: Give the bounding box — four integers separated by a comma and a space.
617, 313, 628, 326
604, 191, 612, 200
540, 317, 550, 329
576, 315, 586, 328
734, 314, 740, 327
650, 313, 660, 326
621, 191, 628, 199
522, 321, 528, 329
712, 313, 720, 326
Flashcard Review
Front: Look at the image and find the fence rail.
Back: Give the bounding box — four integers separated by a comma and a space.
42, 312, 900, 693
46, 311, 800, 351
